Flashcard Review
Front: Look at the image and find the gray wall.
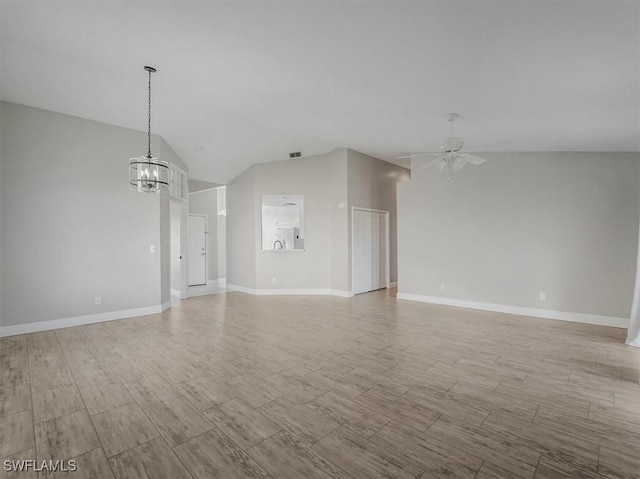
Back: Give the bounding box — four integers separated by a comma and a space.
253, 150, 346, 290
160, 192, 171, 304
227, 149, 349, 291
329, 152, 349, 293
189, 187, 226, 281
216, 186, 227, 280
227, 166, 257, 289
0, 102, 186, 328
398, 152, 640, 318
160, 139, 189, 302
0, 106, 3, 326
170, 202, 182, 291
626, 164, 640, 344
189, 179, 222, 193
347, 149, 411, 288
226, 148, 408, 294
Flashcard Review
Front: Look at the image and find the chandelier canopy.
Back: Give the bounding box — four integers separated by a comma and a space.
129, 66, 169, 193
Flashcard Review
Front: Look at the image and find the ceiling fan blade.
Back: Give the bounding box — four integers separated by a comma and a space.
397, 152, 441, 159
458, 153, 487, 165
436, 158, 448, 171
418, 157, 445, 170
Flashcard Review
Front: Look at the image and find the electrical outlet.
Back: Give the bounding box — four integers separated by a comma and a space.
149, 244, 156, 253
440, 283, 446, 291
95, 297, 101, 305
539, 292, 546, 301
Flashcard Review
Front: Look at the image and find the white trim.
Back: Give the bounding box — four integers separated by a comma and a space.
330, 289, 354, 298
170, 162, 187, 177
257, 289, 332, 296
206, 277, 227, 286
226, 284, 352, 297
171, 288, 181, 297
0, 302, 171, 338
352, 206, 389, 214
396, 293, 629, 329
169, 162, 188, 201
188, 186, 223, 196
226, 284, 257, 294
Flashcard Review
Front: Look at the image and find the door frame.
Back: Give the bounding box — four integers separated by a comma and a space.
351, 207, 390, 294
169, 201, 189, 299
188, 213, 208, 286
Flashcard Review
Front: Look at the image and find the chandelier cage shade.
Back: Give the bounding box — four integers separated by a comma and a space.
128, 65, 169, 193
129, 156, 169, 193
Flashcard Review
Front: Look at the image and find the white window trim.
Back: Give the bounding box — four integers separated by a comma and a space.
169, 163, 188, 202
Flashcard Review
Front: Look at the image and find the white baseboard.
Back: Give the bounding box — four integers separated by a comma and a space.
0, 302, 171, 338
226, 284, 257, 294
170, 289, 181, 297
330, 290, 354, 298
396, 292, 629, 329
258, 288, 332, 296
207, 277, 227, 286
226, 284, 353, 298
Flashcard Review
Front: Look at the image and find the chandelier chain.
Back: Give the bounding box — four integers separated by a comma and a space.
147, 69, 152, 158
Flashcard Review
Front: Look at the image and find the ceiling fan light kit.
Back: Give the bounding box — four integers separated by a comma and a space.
399, 113, 488, 179
441, 136, 464, 153
129, 66, 169, 193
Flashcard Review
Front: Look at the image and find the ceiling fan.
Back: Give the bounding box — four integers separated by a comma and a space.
398, 113, 487, 179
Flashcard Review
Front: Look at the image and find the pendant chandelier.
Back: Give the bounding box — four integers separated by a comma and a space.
129, 66, 169, 193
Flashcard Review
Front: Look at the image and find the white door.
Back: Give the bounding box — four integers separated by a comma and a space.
353, 209, 371, 294
188, 215, 207, 286
353, 208, 389, 295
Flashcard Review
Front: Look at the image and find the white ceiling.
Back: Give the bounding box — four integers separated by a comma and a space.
1, 1, 638, 184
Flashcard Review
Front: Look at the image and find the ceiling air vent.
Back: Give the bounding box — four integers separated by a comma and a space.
289, 152, 302, 158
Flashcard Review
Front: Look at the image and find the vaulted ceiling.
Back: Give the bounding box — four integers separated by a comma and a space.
1, 1, 638, 184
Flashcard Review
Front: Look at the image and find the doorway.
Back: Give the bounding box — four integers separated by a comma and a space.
188, 214, 207, 286
352, 207, 390, 295
187, 186, 227, 297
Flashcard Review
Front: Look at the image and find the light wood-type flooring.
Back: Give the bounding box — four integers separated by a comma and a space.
1, 289, 639, 479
